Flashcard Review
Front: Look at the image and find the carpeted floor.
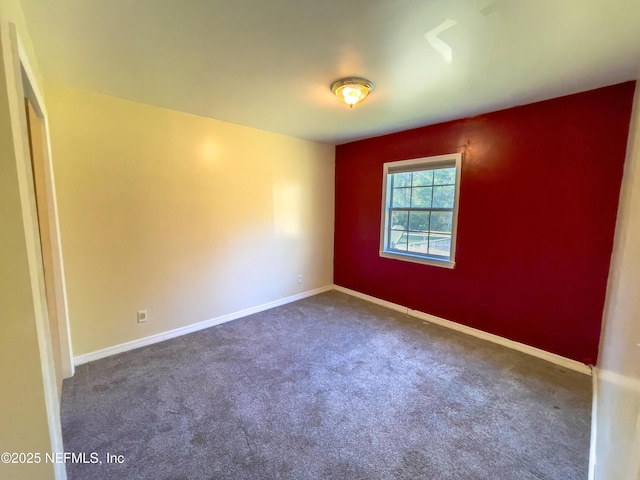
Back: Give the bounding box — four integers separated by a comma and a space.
61, 291, 591, 480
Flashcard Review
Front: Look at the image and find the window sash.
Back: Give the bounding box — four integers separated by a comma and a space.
388, 207, 452, 212
387, 160, 455, 175
380, 153, 461, 268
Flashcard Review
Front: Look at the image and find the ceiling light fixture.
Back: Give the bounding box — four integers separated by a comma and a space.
331, 78, 374, 108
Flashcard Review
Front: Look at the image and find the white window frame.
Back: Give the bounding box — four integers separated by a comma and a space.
379, 153, 462, 269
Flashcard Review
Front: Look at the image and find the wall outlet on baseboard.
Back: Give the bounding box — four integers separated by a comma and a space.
137, 310, 148, 323
297, 274, 303, 284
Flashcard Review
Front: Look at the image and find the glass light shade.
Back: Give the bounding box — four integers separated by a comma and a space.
331, 78, 374, 108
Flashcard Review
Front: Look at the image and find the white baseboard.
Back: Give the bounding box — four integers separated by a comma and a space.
74, 285, 333, 366
333, 284, 407, 313
333, 284, 592, 375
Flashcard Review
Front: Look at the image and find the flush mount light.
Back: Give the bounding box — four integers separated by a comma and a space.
331, 78, 374, 108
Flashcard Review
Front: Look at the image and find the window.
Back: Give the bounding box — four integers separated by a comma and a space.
380, 153, 462, 268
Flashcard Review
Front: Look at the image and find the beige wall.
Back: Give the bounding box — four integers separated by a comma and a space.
0, 1, 60, 478
45, 82, 335, 357
595, 81, 640, 480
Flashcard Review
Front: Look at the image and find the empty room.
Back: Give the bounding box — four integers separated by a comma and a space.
2, 1, 640, 479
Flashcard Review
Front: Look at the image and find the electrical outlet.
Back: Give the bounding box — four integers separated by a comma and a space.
137, 310, 148, 323
297, 274, 303, 284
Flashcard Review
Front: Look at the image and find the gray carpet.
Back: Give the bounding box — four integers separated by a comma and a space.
61, 291, 591, 480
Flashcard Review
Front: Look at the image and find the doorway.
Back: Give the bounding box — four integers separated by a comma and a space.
1, 20, 73, 480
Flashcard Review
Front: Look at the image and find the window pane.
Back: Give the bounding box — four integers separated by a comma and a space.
411, 187, 432, 208
411, 170, 433, 187
392, 172, 412, 188
428, 233, 451, 257
391, 210, 409, 229
430, 211, 453, 233
408, 232, 429, 254
408, 211, 430, 232
432, 185, 455, 208
390, 230, 408, 250
392, 188, 411, 207
433, 167, 456, 185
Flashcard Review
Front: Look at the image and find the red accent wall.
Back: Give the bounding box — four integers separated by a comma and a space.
334, 82, 636, 364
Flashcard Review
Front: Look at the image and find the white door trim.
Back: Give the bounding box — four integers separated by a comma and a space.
1, 20, 67, 480
17, 23, 74, 380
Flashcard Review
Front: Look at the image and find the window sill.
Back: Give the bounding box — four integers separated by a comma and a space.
379, 250, 455, 269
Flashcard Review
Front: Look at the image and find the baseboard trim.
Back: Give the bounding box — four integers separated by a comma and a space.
333, 284, 407, 313
333, 284, 592, 375
74, 285, 333, 366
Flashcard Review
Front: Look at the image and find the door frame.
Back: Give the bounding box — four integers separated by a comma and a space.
7, 22, 74, 378
1, 20, 71, 480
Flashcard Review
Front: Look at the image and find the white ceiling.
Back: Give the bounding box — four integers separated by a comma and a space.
19, 0, 640, 145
